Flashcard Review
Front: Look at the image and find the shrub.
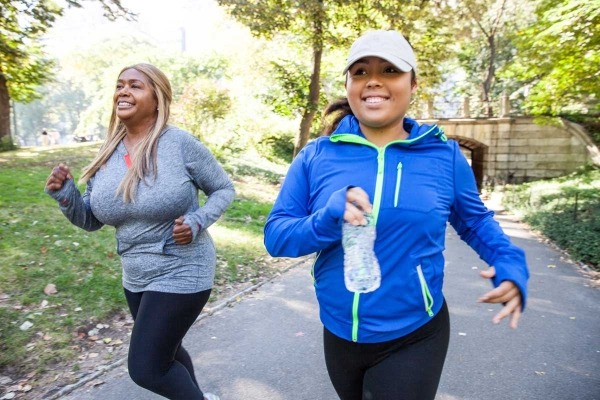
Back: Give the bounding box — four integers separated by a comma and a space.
503, 165, 600, 269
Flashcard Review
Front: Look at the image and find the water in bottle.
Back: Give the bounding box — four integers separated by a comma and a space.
342, 213, 381, 293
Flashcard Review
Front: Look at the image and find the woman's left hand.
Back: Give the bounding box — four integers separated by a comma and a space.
173, 216, 193, 244
478, 267, 522, 329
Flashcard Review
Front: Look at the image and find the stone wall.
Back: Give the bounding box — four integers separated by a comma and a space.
417, 116, 598, 187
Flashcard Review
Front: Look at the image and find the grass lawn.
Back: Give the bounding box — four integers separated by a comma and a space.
0, 143, 292, 386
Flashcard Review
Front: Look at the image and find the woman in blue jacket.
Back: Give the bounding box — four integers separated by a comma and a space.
264, 30, 529, 400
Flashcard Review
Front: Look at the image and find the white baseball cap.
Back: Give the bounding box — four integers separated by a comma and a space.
342, 30, 417, 75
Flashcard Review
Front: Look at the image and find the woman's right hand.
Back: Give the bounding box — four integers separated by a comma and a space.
45, 163, 73, 191
345, 187, 372, 225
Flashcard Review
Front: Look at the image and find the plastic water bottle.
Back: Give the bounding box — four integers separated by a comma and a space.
342, 213, 381, 293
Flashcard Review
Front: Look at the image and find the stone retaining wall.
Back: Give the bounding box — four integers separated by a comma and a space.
417, 116, 598, 187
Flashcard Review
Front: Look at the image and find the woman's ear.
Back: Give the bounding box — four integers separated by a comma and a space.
411, 81, 418, 94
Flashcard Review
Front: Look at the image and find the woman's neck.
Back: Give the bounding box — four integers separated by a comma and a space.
122, 118, 156, 154
360, 123, 409, 147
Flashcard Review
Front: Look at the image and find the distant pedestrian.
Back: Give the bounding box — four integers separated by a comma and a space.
264, 30, 529, 400
40, 130, 50, 146
45, 63, 233, 400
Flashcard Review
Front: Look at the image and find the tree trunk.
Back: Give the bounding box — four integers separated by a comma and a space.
0, 71, 12, 144
482, 34, 496, 117
293, 0, 324, 158
293, 46, 322, 158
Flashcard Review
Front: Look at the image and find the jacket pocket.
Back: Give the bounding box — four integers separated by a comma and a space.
393, 157, 440, 212
416, 264, 434, 317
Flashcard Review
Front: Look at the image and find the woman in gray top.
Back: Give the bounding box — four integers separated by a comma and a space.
45, 63, 234, 400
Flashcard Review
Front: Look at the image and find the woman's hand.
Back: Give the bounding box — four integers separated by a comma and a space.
173, 216, 193, 244
344, 187, 372, 225
478, 267, 522, 329
45, 163, 73, 191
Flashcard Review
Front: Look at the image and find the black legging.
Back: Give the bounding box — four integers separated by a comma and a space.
124, 288, 211, 400
323, 301, 450, 400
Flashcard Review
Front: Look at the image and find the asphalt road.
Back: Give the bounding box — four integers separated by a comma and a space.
59, 208, 600, 400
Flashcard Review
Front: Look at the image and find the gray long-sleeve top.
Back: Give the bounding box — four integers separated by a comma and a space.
46, 126, 236, 293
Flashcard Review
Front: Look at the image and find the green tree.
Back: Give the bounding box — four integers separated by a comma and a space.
452, 0, 532, 116
503, 0, 600, 115
217, 0, 451, 156
0, 0, 130, 148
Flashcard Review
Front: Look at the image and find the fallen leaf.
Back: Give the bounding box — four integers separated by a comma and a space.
0, 376, 12, 385
40, 247, 48, 254
547, 264, 556, 268
19, 384, 32, 392
43, 284, 58, 296
19, 321, 33, 331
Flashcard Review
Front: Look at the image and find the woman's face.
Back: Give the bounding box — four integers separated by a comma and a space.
114, 68, 158, 126
346, 56, 417, 138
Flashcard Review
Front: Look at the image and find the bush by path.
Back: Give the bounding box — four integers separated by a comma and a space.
502, 164, 600, 270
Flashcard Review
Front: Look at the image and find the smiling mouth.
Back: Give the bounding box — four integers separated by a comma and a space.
364, 96, 388, 104
117, 101, 134, 108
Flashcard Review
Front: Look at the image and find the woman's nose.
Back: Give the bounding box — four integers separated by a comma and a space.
366, 79, 381, 88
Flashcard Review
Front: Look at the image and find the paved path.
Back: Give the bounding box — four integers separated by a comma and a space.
60, 207, 600, 400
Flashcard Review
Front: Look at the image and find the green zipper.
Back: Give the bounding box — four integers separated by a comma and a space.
417, 264, 435, 317
394, 162, 403, 207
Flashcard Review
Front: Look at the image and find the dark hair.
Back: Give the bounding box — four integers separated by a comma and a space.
321, 70, 418, 136
321, 98, 353, 136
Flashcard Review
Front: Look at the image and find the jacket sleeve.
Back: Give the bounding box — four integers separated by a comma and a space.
264, 144, 347, 257
447, 142, 529, 309
45, 178, 104, 232
181, 135, 235, 240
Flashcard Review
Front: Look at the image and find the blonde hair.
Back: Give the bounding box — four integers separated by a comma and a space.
80, 63, 172, 202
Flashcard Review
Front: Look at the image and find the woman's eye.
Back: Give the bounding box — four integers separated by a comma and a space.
352, 68, 367, 76
385, 66, 399, 73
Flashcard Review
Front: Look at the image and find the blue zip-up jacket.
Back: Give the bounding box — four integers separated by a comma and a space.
264, 115, 529, 343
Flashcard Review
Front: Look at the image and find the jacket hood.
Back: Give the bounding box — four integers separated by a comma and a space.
330, 115, 446, 146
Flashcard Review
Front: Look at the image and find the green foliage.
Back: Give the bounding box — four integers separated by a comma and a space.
263, 59, 312, 119
502, 0, 600, 116
256, 130, 295, 164
0, 0, 130, 101
561, 114, 600, 145
172, 78, 232, 143
502, 165, 600, 269
0, 136, 17, 151
0, 0, 133, 146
